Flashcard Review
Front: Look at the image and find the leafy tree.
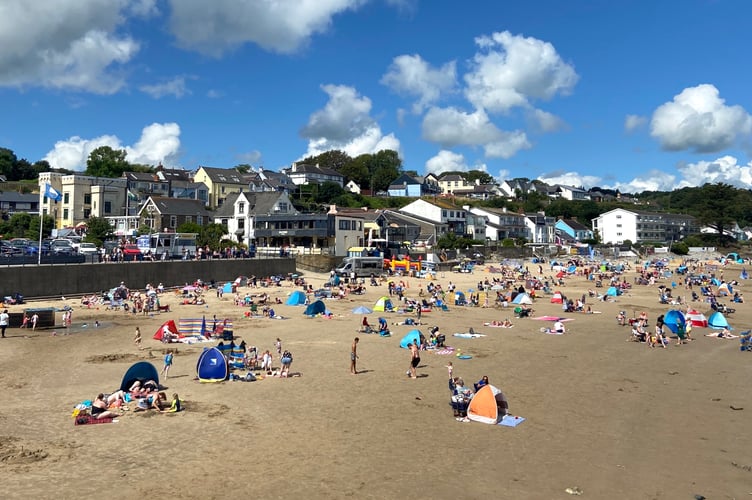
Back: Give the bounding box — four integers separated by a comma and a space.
7, 212, 32, 238
465, 170, 495, 185
28, 215, 55, 240
86, 146, 129, 177
234, 164, 252, 174
315, 181, 345, 203
177, 221, 203, 235
340, 155, 370, 188
671, 241, 689, 255
302, 150, 352, 172
198, 223, 227, 249
0, 148, 17, 179
696, 183, 737, 246
84, 216, 115, 245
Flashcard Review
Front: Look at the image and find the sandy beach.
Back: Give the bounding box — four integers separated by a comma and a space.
1, 257, 751, 499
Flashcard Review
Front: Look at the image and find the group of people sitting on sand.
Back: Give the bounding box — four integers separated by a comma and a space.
85, 379, 182, 420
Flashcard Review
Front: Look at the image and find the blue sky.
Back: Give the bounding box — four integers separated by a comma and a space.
1, 0, 751, 193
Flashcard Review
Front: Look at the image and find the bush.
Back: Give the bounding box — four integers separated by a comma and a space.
671, 241, 689, 255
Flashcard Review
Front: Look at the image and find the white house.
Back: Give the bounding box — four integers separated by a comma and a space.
468, 207, 528, 242
592, 208, 697, 245
213, 191, 297, 247
345, 180, 361, 194
399, 199, 468, 235
524, 213, 556, 244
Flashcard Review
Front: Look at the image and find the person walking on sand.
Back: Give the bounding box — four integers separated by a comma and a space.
0, 309, 8, 338
351, 337, 359, 374
134, 327, 142, 349
408, 341, 420, 379
31, 312, 39, 331
162, 350, 174, 378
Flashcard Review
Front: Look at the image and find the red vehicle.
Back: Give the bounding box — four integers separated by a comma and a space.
122, 244, 142, 261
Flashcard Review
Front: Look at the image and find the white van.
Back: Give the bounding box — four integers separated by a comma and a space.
335, 256, 384, 277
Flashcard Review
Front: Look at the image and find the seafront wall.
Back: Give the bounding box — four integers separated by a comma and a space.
0, 258, 296, 298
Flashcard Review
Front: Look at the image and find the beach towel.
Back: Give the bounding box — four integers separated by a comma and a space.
75, 415, 116, 426
498, 415, 525, 427
483, 323, 514, 328
453, 333, 486, 338
533, 316, 574, 322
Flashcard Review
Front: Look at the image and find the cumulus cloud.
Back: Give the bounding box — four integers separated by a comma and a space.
43, 122, 181, 170
167, 0, 364, 56
128, 0, 159, 17
464, 31, 578, 114
537, 171, 601, 189
300, 84, 401, 158
0, 0, 139, 93
140, 76, 190, 98
380, 54, 457, 113
675, 155, 752, 188
236, 150, 263, 165
422, 106, 531, 158
650, 84, 752, 153
527, 108, 567, 133
425, 150, 476, 174
624, 114, 647, 133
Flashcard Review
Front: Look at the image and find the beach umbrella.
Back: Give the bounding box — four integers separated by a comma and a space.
352, 305, 373, 314
183, 285, 197, 291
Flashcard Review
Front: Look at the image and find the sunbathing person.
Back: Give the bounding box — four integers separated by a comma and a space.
705, 328, 738, 339
134, 392, 167, 412
91, 394, 120, 419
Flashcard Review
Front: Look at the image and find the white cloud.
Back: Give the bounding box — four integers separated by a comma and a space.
624, 114, 647, 133
425, 150, 470, 174
207, 89, 224, 99
606, 170, 678, 193
128, 0, 159, 18
527, 108, 566, 133
43, 122, 181, 170
464, 31, 578, 114
675, 155, 752, 188
422, 106, 531, 158
300, 84, 401, 158
167, 0, 365, 56
0, 0, 139, 93
537, 172, 601, 189
140, 76, 190, 98
380, 54, 457, 113
236, 150, 263, 165
650, 84, 752, 153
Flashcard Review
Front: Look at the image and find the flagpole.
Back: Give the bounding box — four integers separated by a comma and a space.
37, 208, 43, 266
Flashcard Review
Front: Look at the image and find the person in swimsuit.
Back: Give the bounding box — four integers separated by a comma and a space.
408, 342, 420, 379
91, 394, 120, 419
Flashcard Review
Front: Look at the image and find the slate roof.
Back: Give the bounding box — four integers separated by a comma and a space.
143, 196, 212, 217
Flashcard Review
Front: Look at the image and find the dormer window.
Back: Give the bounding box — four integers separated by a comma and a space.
238, 202, 245, 214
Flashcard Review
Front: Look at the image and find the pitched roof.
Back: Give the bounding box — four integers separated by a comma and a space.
560, 218, 591, 231
214, 192, 242, 217
143, 196, 211, 216
123, 172, 159, 182
156, 168, 192, 182
198, 166, 250, 184
0, 192, 38, 203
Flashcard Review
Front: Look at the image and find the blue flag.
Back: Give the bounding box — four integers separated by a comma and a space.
44, 183, 62, 201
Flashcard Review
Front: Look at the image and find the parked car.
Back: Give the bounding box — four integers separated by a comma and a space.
0, 240, 23, 257
122, 244, 142, 261
9, 238, 38, 255
77, 242, 99, 255
50, 239, 76, 255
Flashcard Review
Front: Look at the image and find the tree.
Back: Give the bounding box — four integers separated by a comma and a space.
86, 146, 130, 177
302, 150, 352, 172
315, 181, 345, 203
697, 183, 737, 246
28, 215, 55, 240
465, 170, 495, 185
84, 216, 115, 245
0, 148, 17, 179
199, 223, 227, 249
234, 164, 252, 174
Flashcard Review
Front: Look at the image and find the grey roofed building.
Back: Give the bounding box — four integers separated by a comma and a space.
139, 196, 212, 232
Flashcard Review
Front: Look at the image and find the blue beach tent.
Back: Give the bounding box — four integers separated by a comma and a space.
400, 329, 422, 349
120, 361, 160, 392
304, 300, 326, 317
197, 347, 229, 382
663, 310, 686, 334
285, 290, 307, 306
708, 311, 730, 330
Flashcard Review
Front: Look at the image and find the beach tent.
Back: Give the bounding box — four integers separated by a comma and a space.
511, 293, 532, 305
717, 282, 732, 296
663, 310, 686, 334
399, 329, 422, 349
285, 290, 307, 306
352, 305, 373, 314
685, 309, 708, 328
373, 296, 394, 312
304, 300, 326, 317
567, 265, 576, 274
606, 286, 619, 297
197, 347, 229, 382
120, 361, 159, 392
152, 319, 179, 341
222, 282, 233, 294
550, 291, 563, 304
708, 311, 730, 330
467, 384, 509, 424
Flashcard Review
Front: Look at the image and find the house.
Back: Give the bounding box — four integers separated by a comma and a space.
122, 172, 169, 202
399, 199, 469, 237
592, 208, 698, 245
282, 162, 344, 187
524, 212, 556, 244
252, 169, 295, 194
213, 191, 297, 247
555, 218, 594, 241
193, 166, 251, 209
345, 180, 361, 194
451, 181, 502, 200
39, 172, 129, 231
437, 174, 471, 195
468, 207, 528, 242
548, 184, 590, 201
0, 192, 39, 217
499, 178, 537, 198
138, 196, 212, 233
387, 174, 424, 197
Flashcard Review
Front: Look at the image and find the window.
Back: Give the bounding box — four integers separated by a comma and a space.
442, 210, 447, 218
104, 201, 112, 214
63, 208, 69, 219
170, 216, 177, 228
616, 214, 622, 219
238, 219, 244, 229
197, 215, 203, 225
83, 208, 91, 218
185, 216, 192, 224
238, 202, 245, 214
278, 202, 288, 212
84, 194, 91, 204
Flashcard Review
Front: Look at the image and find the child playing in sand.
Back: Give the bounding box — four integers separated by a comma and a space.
166, 393, 182, 413
134, 327, 142, 348
446, 361, 454, 380
275, 338, 282, 356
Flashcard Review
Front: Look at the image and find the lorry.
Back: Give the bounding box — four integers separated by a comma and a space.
335, 256, 385, 277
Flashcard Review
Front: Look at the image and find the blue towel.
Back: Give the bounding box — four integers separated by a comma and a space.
498, 415, 525, 427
